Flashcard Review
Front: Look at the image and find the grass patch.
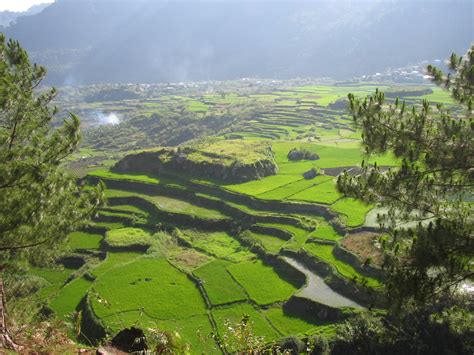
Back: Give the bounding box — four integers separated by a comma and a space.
149, 195, 226, 219
331, 198, 373, 227
187, 100, 209, 112
30, 267, 75, 299
225, 174, 301, 196
187, 139, 274, 166
89, 168, 161, 184
107, 204, 149, 216
91, 252, 142, 277
290, 179, 342, 204
303, 242, 380, 287
259, 175, 332, 200
93, 221, 127, 230
258, 223, 311, 248
194, 260, 247, 305
227, 260, 298, 305
212, 303, 280, 340
310, 222, 342, 241
104, 227, 153, 249
264, 306, 323, 335
49, 277, 92, 319
247, 232, 287, 254
67, 231, 103, 250
180, 230, 254, 262
92, 258, 207, 320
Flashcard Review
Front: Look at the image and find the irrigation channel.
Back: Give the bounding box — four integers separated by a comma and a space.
282, 257, 363, 309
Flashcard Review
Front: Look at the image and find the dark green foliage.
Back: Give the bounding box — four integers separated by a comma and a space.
331, 308, 474, 355
277, 335, 306, 354
338, 46, 473, 308
303, 168, 319, 180
288, 148, 320, 161
0, 35, 104, 270
310, 334, 330, 355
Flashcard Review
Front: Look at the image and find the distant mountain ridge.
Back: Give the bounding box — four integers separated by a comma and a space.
0, 3, 51, 28
3, 0, 472, 85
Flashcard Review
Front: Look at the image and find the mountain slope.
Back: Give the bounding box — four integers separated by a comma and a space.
4, 0, 472, 84
0, 3, 51, 28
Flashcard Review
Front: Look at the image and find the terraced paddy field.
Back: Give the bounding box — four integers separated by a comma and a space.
30, 82, 456, 351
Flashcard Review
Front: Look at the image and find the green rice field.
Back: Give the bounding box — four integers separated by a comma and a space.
31, 82, 452, 350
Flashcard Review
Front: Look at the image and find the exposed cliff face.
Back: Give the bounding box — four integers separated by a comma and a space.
113, 148, 170, 175
113, 142, 278, 183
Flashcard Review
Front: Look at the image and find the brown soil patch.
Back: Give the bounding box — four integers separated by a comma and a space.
341, 232, 384, 267
168, 248, 210, 271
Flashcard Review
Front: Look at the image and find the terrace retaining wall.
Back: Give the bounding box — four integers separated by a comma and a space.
79, 294, 108, 344
88, 176, 323, 233
283, 295, 345, 322
249, 225, 293, 241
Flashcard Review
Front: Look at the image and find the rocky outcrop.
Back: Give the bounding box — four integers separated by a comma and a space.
287, 148, 319, 161
113, 146, 278, 183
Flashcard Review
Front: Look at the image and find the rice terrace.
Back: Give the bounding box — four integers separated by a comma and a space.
19, 79, 457, 353
1, 0, 472, 353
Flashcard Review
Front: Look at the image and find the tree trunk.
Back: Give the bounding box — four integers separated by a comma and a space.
0, 276, 21, 351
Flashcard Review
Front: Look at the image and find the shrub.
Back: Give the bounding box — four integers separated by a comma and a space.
287, 148, 319, 161
310, 334, 330, 355
303, 167, 319, 179
277, 336, 306, 354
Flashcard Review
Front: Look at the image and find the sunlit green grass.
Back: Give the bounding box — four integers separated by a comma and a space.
104, 227, 153, 249
258, 223, 311, 248
149, 195, 227, 219
227, 260, 298, 305
49, 277, 93, 318
248, 231, 287, 253
290, 179, 343, 205
264, 306, 326, 335
259, 175, 332, 200
310, 222, 342, 241
331, 198, 373, 227
91, 252, 142, 278
194, 259, 247, 305
92, 258, 207, 320
67, 231, 103, 250
181, 230, 254, 262
107, 204, 149, 216
212, 303, 279, 340
89, 168, 161, 184
303, 242, 380, 287
224, 174, 301, 195
30, 267, 76, 299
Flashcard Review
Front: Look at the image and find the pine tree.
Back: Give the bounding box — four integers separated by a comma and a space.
0, 36, 104, 349
338, 46, 473, 312
338, 47, 474, 309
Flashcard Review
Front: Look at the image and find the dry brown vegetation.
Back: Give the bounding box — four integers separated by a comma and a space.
341, 232, 384, 267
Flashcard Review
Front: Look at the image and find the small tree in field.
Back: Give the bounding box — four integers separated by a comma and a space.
0, 35, 104, 349
336, 46, 473, 351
